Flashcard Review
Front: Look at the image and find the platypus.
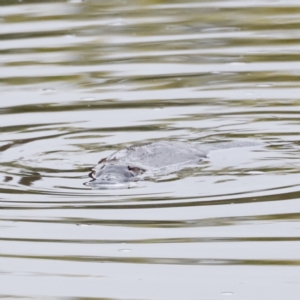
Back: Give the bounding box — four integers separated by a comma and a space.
88, 140, 260, 187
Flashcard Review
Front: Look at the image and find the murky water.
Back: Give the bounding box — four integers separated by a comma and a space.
1, 0, 300, 299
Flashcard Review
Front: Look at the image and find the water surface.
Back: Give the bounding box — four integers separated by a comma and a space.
1, 0, 300, 299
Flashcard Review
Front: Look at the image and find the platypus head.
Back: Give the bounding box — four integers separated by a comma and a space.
89, 164, 143, 186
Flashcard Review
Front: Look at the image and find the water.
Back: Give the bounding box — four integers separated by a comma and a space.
1, 0, 300, 299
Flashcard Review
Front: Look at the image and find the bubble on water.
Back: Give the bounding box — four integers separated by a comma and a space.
118, 249, 131, 252
229, 62, 245, 65
246, 171, 264, 175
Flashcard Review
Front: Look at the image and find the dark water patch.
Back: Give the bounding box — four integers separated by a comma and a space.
2, 253, 300, 267
2, 236, 300, 245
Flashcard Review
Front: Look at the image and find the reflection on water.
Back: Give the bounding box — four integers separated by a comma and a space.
1, 0, 300, 299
